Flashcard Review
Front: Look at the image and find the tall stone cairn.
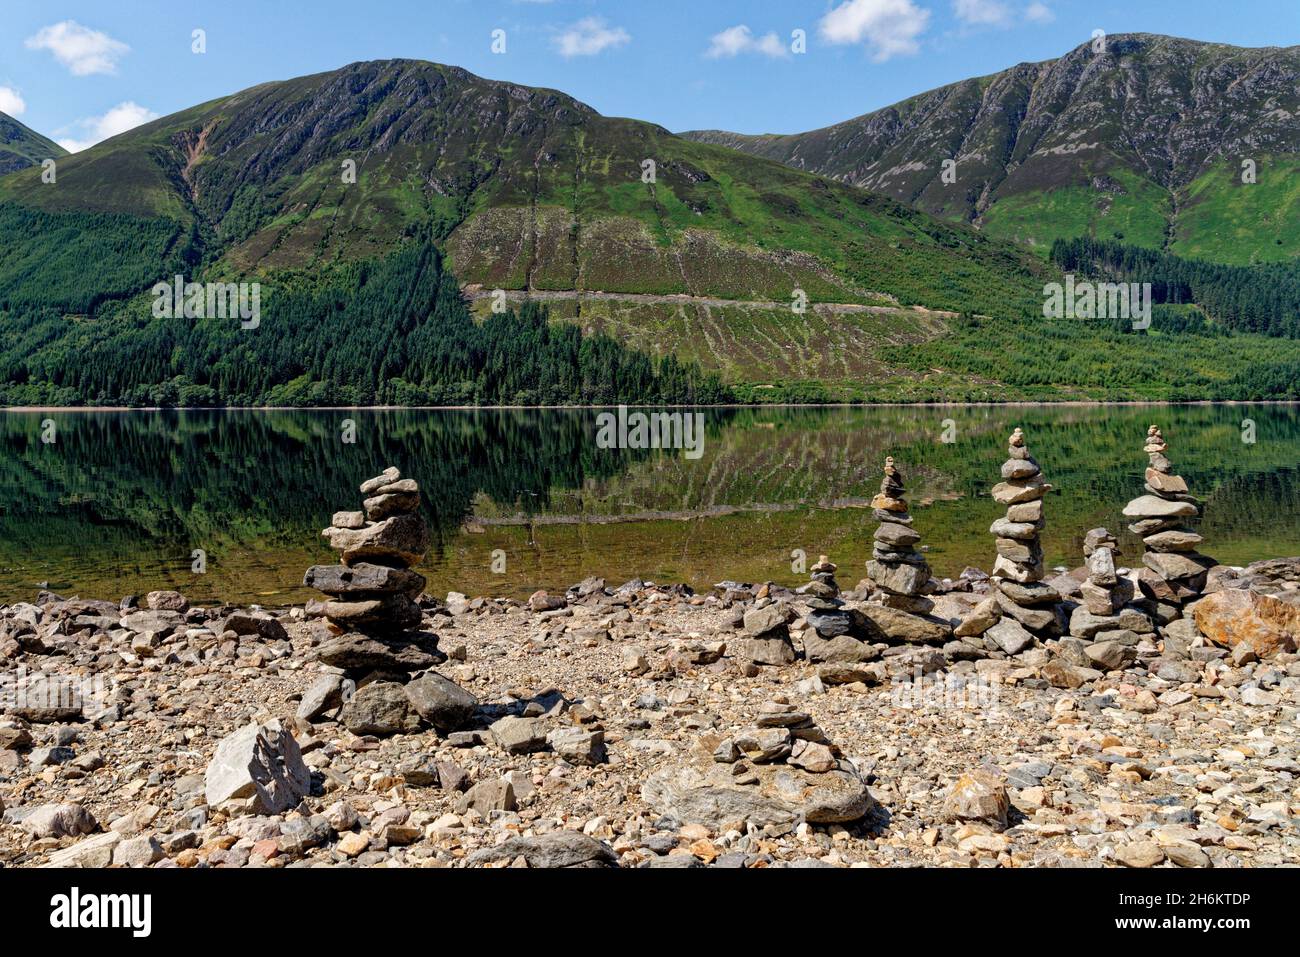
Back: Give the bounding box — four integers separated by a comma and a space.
982, 428, 1062, 653
1121, 426, 1215, 604
301, 467, 477, 738
309, 466, 429, 634
866, 457, 932, 612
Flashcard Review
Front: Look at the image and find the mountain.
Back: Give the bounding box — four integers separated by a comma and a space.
0, 58, 1050, 400
683, 34, 1300, 266
0, 112, 66, 176
0, 56, 1297, 405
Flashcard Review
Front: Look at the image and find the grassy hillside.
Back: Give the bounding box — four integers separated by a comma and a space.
0, 112, 66, 177
683, 34, 1300, 265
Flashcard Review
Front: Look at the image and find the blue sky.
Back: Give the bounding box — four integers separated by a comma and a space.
3, 0, 1298, 151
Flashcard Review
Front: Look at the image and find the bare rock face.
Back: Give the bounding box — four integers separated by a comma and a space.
204, 720, 311, 815
1191, 589, 1299, 658
641, 734, 875, 829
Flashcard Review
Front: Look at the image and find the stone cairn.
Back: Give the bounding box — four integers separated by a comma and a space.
803, 554, 850, 636
302, 466, 476, 736
1077, 528, 1132, 617
983, 428, 1061, 653
1122, 426, 1215, 606
866, 457, 932, 613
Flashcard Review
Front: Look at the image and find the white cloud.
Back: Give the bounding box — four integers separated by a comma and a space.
25, 20, 129, 76
706, 25, 789, 59
954, 0, 1012, 26
1025, 2, 1055, 23
554, 17, 630, 58
56, 101, 158, 153
0, 86, 26, 116
819, 0, 930, 62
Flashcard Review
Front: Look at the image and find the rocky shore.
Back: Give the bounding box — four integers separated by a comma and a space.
2, 459, 1299, 869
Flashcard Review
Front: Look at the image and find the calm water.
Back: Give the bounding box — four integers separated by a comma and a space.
0, 406, 1297, 605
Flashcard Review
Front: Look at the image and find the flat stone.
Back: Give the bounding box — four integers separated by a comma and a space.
989, 519, 1039, 541
304, 562, 426, 597
547, 728, 607, 766
731, 635, 796, 666
1142, 551, 1215, 582
991, 477, 1052, 505
1000, 458, 1041, 480
1122, 495, 1197, 519
332, 510, 366, 529
641, 738, 874, 828
995, 580, 1060, 606
873, 522, 921, 548
321, 595, 422, 632
456, 778, 516, 816
315, 632, 441, 673
1143, 530, 1203, 553
802, 632, 880, 664
296, 674, 345, 722
364, 489, 421, 521
468, 831, 618, 868
992, 555, 1043, 584
954, 596, 1001, 637
1006, 500, 1043, 523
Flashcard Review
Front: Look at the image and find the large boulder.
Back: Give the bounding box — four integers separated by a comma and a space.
204, 720, 311, 814
1191, 589, 1299, 658
859, 605, 951, 645
404, 672, 478, 731
641, 737, 875, 829
340, 682, 422, 736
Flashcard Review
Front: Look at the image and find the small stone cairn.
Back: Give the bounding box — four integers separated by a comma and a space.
302, 466, 476, 736
1077, 528, 1133, 616
866, 457, 932, 613
1122, 426, 1215, 605
803, 554, 851, 636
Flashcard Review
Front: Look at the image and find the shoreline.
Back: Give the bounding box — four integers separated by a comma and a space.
3, 399, 1299, 413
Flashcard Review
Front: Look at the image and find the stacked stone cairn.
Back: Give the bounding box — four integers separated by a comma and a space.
1059, 527, 1143, 672
866, 457, 932, 613
1122, 426, 1216, 606
801, 554, 882, 666
981, 428, 1063, 654
302, 466, 477, 737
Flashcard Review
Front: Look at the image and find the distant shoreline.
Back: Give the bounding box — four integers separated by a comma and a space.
3, 400, 1298, 413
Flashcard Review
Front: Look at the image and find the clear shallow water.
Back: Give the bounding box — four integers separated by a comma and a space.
0, 405, 1296, 605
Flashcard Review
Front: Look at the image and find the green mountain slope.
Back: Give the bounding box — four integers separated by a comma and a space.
683, 34, 1300, 266
1, 56, 1298, 404
0, 112, 66, 176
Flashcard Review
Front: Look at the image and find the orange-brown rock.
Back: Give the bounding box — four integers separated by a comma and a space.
1191, 589, 1300, 658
